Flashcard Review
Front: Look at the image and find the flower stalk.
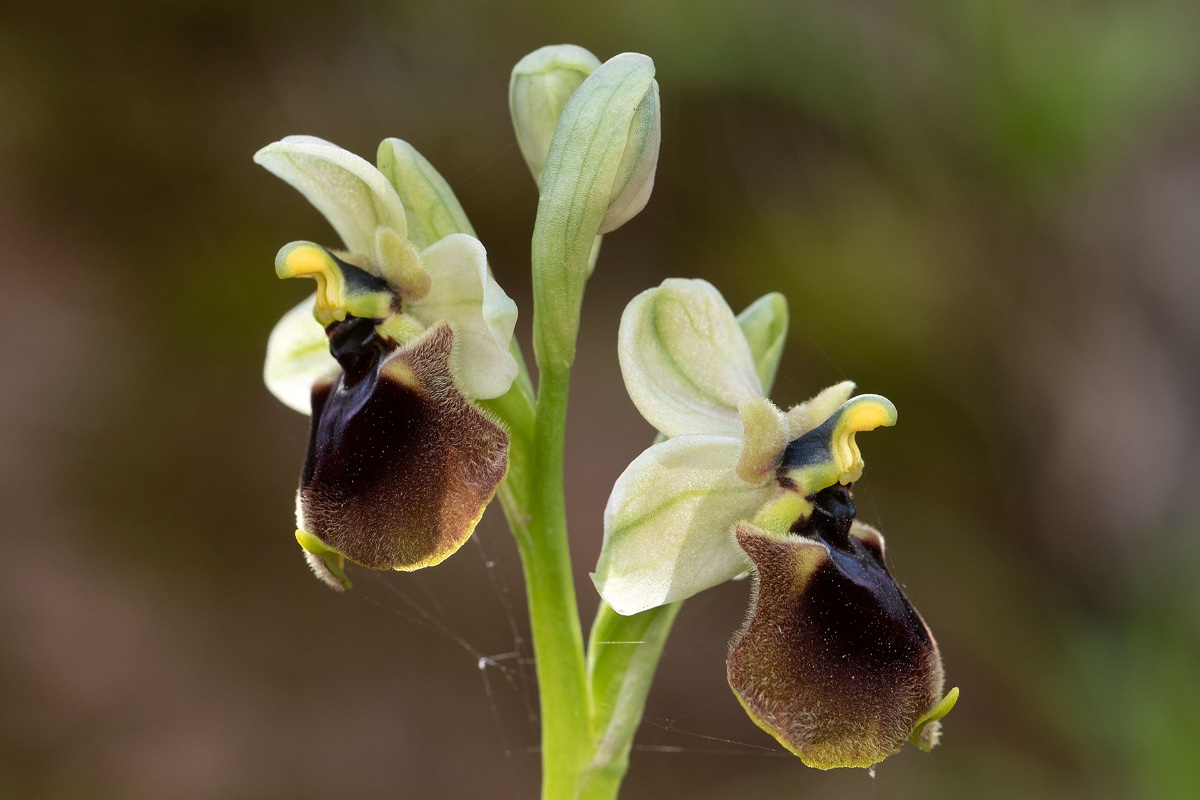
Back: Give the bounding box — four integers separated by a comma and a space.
518, 49, 661, 798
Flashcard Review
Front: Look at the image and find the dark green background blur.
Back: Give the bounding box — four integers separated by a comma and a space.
3, 1, 1199, 798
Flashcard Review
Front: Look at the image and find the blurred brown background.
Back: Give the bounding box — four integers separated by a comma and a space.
2, 0, 1199, 798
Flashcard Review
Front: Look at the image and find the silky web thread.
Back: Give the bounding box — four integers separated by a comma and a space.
359, 535, 537, 800
353, 411, 906, 790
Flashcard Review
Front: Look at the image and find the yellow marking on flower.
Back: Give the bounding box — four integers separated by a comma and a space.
376, 314, 427, 347
781, 394, 898, 495
276, 243, 346, 323
831, 394, 897, 484
383, 360, 422, 391
276, 241, 394, 326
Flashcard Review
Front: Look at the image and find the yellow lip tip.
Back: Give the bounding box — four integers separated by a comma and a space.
276, 242, 333, 279
842, 394, 898, 432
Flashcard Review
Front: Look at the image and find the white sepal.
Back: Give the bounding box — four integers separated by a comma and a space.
593, 434, 777, 615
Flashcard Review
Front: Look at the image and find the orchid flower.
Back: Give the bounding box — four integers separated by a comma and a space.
255, 136, 518, 590
593, 278, 956, 768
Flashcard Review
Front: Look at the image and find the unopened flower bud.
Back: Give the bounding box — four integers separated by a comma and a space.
509, 44, 601, 184
531, 51, 661, 367
598, 78, 660, 234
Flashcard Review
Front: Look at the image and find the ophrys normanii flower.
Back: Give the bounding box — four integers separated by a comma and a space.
592, 278, 956, 767
256, 136, 517, 590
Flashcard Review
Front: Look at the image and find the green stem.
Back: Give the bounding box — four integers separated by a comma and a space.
487, 351, 593, 798
487, 331, 682, 800
491, 51, 663, 796
523, 364, 591, 799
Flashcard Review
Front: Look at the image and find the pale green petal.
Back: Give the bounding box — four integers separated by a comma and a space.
593, 435, 776, 615
376, 138, 475, 250
619, 278, 763, 438
786, 380, 856, 438
254, 135, 407, 256
736, 293, 788, 394
264, 294, 338, 414
407, 234, 518, 400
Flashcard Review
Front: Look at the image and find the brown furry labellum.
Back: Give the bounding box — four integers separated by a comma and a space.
298, 321, 509, 575
727, 485, 946, 769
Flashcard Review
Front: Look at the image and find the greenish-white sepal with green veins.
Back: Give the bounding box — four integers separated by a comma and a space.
593, 434, 775, 615
264, 293, 338, 414
409, 234, 518, 400
376, 138, 475, 249
539, 51, 659, 236
736, 292, 788, 393
254, 135, 408, 255
619, 278, 763, 438
509, 44, 601, 184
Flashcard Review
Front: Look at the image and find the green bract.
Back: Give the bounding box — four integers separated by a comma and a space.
254, 136, 518, 588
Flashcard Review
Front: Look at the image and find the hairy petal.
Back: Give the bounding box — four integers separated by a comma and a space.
407, 234, 518, 400
593, 435, 776, 615
786, 380, 856, 438
619, 279, 762, 438
736, 396, 788, 484
255, 135, 408, 256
